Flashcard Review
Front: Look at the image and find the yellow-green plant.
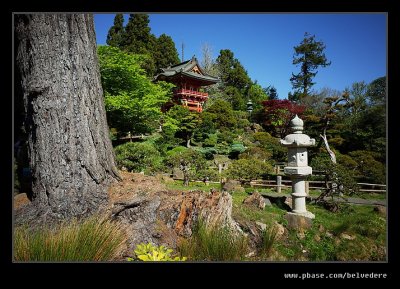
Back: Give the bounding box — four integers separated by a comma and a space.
127, 243, 187, 261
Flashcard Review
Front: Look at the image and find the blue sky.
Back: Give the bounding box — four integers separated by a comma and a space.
94, 13, 386, 99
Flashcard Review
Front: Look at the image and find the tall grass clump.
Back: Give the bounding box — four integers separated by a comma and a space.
178, 219, 248, 261
260, 224, 278, 258
14, 214, 126, 261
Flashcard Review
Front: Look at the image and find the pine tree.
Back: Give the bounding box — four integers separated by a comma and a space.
123, 14, 154, 54
106, 14, 124, 47
122, 14, 156, 76
216, 49, 252, 110
290, 32, 331, 101
154, 34, 180, 71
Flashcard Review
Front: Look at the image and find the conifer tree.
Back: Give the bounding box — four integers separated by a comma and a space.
106, 14, 124, 47
289, 32, 331, 101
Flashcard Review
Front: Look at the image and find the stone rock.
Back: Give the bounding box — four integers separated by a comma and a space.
284, 213, 313, 231
243, 192, 266, 210
251, 123, 263, 133
284, 196, 292, 210
155, 174, 175, 184
234, 186, 246, 193
222, 179, 242, 193
255, 221, 267, 231
314, 234, 321, 242
340, 233, 356, 240
297, 232, 305, 239
325, 231, 333, 238
245, 251, 256, 258
172, 168, 184, 179
318, 224, 325, 233
264, 198, 272, 207
374, 205, 386, 217
274, 221, 285, 239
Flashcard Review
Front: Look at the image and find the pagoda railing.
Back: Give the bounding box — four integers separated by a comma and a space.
174, 88, 208, 98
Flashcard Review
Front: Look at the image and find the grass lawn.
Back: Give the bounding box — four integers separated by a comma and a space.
165, 180, 386, 261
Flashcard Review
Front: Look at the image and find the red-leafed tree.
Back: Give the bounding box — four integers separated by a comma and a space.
261, 99, 305, 138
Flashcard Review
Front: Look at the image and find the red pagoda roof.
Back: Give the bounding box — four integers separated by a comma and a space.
153, 56, 219, 86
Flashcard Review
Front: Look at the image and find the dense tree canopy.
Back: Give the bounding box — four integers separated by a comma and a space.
106, 14, 180, 77
98, 45, 173, 136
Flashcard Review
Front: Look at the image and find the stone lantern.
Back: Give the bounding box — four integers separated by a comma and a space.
280, 115, 316, 219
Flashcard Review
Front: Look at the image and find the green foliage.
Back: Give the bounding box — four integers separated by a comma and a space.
121, 14, 156, 75
247, 83, 269, 112
224, 86, 246, 111
105, 13, 180, 76
239, 146, 272, 162
98, 45, 173, 135
195, 167, 219, 182
260, 224, 279, 257
114, 142, 162, 174
367, 76, 386, 106
153, 33, 180, 70
216, 49, 252, 92
225, 158, 273, 183
203, 133, 218, 147
203, 99, 237, 129
165, 148, 206, 186
311, 154, 359, 199
229, 142, 246, 158
162, 105, 201, 147
178, 219, 248, 261
348, 150, 386, 183
253, 132, 286, 161
128, 243, 186, 261
290, 32, 331, 101
14, 214, 126, 261
106, 14, 125, 47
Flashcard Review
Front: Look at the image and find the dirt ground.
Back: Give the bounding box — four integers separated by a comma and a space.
107, 171, 170, 203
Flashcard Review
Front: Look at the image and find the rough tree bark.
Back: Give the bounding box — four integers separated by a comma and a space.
15, 14, 120, 221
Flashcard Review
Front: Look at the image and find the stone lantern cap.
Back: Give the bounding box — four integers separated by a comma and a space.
280, 115, 316, 147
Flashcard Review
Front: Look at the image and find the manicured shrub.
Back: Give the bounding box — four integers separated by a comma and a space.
114, 141, 163, 174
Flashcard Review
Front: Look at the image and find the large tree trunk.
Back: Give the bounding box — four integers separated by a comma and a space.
14, 14, 120, 221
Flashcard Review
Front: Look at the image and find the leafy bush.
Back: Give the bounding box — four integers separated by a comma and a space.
311, 154, 359, 199
14, 214, 126, 261
349, 150, 386, 184
225, 158, 273, 184
114, 142, 162, 174
178, 219, 248, 261
239, 146, 272, 161
203, 133, 218, 147
229, 142, 246, 159
127, 243, 186, 261
195, 168, 219, 182
253, 132, 286, 161
196, 147, 218, 160
165, 148, 206, 186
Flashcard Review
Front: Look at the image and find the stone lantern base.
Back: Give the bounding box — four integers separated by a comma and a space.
286, 210, 315, 219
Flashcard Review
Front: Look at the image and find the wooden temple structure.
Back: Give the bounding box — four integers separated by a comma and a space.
154, 56, 219, 112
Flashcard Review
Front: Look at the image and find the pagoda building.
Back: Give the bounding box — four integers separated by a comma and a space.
154, 56, 219, 112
